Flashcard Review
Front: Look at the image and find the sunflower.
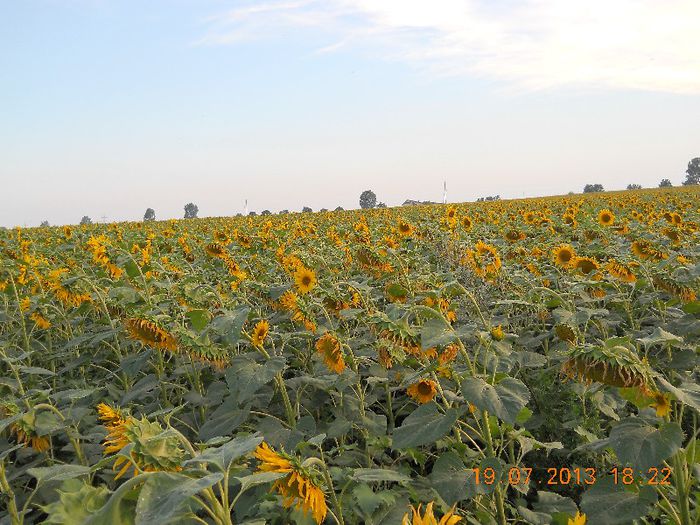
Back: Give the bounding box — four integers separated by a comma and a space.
278, 290, 298, 311
461, 216, 473, 230
597, 209, 615, 226
205, 242, 227, 258
402, 501, 461, 525
124, 318, 177, 352
98, 405, 184, 480
2, 404, 51, 453
561, 344, 654, 394
252, 320, 270, 347
605, 260, 636, 283
294, 266, 317, 294
572, 256, 599, 275
407, 379, 438, 404
397, 220, 414, 237
465, 241, 501, 280
651, 392, 671, 417
315, 333, 345, 373
553, 244, 575, 267
490, 325, 505, 341
254, 442, 327, 524
568, 511, 587, 525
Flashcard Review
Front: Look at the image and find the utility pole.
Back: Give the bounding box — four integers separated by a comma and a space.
244, 199, 248, 215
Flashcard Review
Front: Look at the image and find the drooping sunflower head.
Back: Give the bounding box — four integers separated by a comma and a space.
294, 266, 317, 294
3, 405, 51, 453
605, 260, 636, 283
561, 344, 655, 393
553, 244, 576, 267
251, 319, 270, 347
102, 415, 185, 479
597, 209, 615, 226
205, 242, 227, 258
315, 333, 345, 373
407, 379, 438, 404
124, 318, 178, 352
572, 256, 600, 275
254, 442, 328, 524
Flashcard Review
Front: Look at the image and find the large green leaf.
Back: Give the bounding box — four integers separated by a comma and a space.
28, 464, 92, 483
225, 355, 286, 405
580, 477, 657, 524
184, 433, 263, 472
392, 402, 461, 449
211, 306, 250, 345
461, 376, 530, 424
420, 317, 456, 349
429, 450, 470, 505
198, 398, 251, 441
657, 376, 700, 413
134, 472, 223, 525
609, 417, 683, 472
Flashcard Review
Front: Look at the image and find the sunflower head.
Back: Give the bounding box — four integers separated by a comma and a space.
597, 209, 615, 226
294, 266, 317, 294
407, 379, 438, 404
124, 318, 177, 352
252, 319, 270, 347
402, 501, 461, 525
561, 343, 655, 393
572, 256, 600, 275
553, 244, 575, 267
315, 333, 345, 373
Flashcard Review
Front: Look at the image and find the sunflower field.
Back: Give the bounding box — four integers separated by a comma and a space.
1, 187, 699, 525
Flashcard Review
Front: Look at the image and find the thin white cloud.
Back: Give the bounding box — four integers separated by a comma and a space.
199, 0, 700, 94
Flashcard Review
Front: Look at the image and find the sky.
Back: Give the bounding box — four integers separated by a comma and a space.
1, 0, 699, 227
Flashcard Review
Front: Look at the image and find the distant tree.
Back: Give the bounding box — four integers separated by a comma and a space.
248, 211, 257, 216
302, 206, 312, 213
279, 210, 289, 214
320, 208, 328, 212
626, 184, 642, 190
334, 206, 344, 211
359, 190, 377, 209
261, 210, 271, 215
40, 220, 50, 227
477, 195, 501, 202
80, 216, 92, 225
143, 208, 156, 222
184, 203, 199, 219
583, 184, 604, 193
683, 157, 700, 185
659, 179, 673, 188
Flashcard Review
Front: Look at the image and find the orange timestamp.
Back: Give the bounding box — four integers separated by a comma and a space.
472, 466, 673, 486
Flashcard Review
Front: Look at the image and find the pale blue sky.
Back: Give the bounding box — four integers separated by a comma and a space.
1, 0, 699, 226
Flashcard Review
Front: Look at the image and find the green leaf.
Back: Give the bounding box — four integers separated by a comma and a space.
637, 327, 683, 347
352, 483, 396, 519
420, 317, 455, 349
609, 417, 683, 472
184, 433, 263, 472
392, 403, 461, 449
134, 472, 223, 525
28, 464, 92, 483
657, 376, 700, 412
211, 306, 250, 345
461, 376, 530, 424
198, 399, 251, 441
225, 355, 286, 405
41, 480, 110, 525
580, 477, 657, 524
430, 450, 470, 505
234, 471, 287, 494
351, 468, 411, 483
186, 309, 211, 331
